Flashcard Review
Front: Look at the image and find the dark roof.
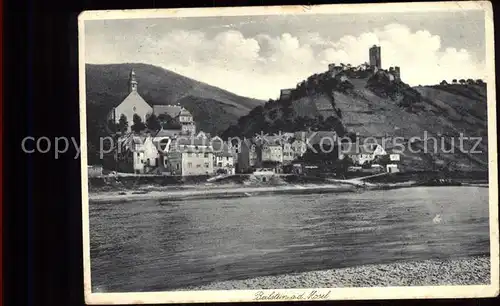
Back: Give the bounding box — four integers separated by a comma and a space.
153, 105, 182, 118
153, 128, 184, 138
173, 136, 211, 147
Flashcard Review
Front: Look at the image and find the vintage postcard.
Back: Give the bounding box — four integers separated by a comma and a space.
78, 1, 498, 304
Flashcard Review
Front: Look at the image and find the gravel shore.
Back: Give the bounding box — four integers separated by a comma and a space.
88, 183, 356, 203
182, 256, 490, 290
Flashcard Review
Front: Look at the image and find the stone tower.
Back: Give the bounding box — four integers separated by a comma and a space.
129, 69, 138, 92
369, 45, 381, 69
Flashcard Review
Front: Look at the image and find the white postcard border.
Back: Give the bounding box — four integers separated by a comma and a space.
79, 1, 499, 304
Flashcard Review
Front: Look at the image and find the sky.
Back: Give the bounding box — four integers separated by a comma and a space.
84, 10, 487, 100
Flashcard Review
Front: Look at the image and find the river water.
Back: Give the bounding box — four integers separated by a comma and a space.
89, 186, 490, 292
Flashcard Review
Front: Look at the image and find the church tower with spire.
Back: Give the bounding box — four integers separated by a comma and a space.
129, 69, 138, 92
107, 68, 153, 126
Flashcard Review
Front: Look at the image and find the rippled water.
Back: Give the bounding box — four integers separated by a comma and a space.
89, 186, 489, 292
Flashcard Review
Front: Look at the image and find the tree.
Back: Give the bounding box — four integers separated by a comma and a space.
452, 79, 457, 84
373, 154, 391, 166
131, 114, 146, 133
107, 119, 118, 134
146, 113, 161, 132
336, 155, 354, 176
440, 80, 448, 85
157, 113, 181, 130
118, 114, 129, 134
459, 79, 466, 85
476, 79, 484, 85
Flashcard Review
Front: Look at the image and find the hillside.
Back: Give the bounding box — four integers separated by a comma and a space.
222, 68, 488, 171
85, 63, 264, 136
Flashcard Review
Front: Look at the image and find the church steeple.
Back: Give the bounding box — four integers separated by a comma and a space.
129, 69, 138, 92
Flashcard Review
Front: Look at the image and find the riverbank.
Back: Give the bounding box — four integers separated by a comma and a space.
88, 180, 489, 203
88, 170, 488, 194
180, 256, 490, 290
89, 183, 358, 203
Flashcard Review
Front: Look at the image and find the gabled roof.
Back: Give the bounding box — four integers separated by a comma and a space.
211, 139, 233, 157
169, 137, 214, 153
173, 136, 211, 147
153, 128, 184, 138
180, 108, 192, 116
153, 105, 193, 118
153, 105, 182, 118
118, 91, 152, 111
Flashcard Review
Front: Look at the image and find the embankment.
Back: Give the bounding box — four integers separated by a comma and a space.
89, 183, 357, 203
181, 256, 490, 290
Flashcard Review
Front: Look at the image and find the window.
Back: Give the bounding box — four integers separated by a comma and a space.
218, 162, 222, 167
204, 153, 209, 158
176, 164, 180, 170
188, 162, 192, 168
196, 164, 201, 168
205, 163, 210, 168
188, 153, 192, 157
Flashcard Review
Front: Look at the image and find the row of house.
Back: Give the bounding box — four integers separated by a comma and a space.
101, 68, 401, 176
114, 128, 401, 176
236, 131, 401, 174
116, 130, 237, 175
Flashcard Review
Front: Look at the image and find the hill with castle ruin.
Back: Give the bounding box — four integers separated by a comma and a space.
221, 62, 488, 171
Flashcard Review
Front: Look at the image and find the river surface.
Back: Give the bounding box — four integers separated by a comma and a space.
89, 186, 490, 292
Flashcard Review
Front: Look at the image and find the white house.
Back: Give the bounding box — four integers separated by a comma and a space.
339, 142, 387, 165
152, 104, 196, 135
115, 134, 158, 174
166, 137, 214, 176
212, 138, 236, 175
282, 142, 295, 165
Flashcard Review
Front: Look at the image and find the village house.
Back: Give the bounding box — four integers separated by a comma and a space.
260, 141, 283, 163
152, 104, 196, 135
196, 131, 211, 139
115, 134, 159, 174
166, 136, 214, 176
227, 139, 240, 167
291, 138, 307, 159
282, 142, 295, 165
385, 147, 402, 173
107, 69, 153, 129
211, 138, 236, 175
237, 139, 258, 173
339, 142, 387, 166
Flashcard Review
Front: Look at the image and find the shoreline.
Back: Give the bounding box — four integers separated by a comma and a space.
88, 181, 487, 203
178, 256, 490, 290
89, 183, 357, 203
